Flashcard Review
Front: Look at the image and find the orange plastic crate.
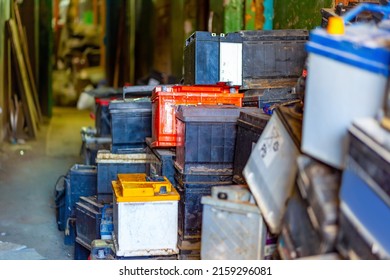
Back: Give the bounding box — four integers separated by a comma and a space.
151, 84, 243, 147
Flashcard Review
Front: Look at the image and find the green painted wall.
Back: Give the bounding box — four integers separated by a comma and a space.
273, 0, 333, 30
39, 0, 53, 117
0, 0, 11, 142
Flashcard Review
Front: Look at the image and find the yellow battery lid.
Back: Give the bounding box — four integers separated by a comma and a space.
112, 173, 180, 202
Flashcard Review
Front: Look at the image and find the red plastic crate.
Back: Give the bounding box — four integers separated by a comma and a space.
151, 83, 243, 147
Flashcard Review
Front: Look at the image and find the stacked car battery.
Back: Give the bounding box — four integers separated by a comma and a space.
278, 4, 390, 260
150, 83, 245, 259
239, 29, 308, 114
277, 155, 342, 259
174, 104, 262, 259
74, 96, 160, 259
111, 173, 180, 259
80, 97, 115, 166
200, 184, 278, 260
338, 118, 390, 259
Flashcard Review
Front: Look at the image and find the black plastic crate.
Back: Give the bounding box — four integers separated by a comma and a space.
95, 150, 158, 203
175, 105, 259, 174
109, 98, 152, 147
183, 31, 220, 85
176, 180, 232, 239
239, 29, 308, 90
145, 138, 176, 185
233, 110, 270, 184
75, 196, 113, 248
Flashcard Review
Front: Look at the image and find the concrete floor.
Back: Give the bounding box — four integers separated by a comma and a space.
0, 106, 94, 260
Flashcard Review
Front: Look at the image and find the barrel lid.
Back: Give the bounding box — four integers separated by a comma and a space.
112, 173, 179, 202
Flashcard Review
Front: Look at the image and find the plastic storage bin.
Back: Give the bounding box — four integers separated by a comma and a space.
239, 29, 308, 90
201, 185, 277, 260
109, 98, 152, 152
175, 105, 259, 174
112, 173, 179, 257
302, 12, 390, 169
96, 150, 158, 203
233, 110, 270, 184
243, 105, 302, 234
151, 83, 243, 147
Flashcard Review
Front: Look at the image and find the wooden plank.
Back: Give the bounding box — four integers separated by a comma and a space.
14, 1, 42, 123
7, 18, 38, 138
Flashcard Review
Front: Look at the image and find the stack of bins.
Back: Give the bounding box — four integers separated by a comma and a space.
337, 118, 390, 259
111, 173, 179, 259
150, 83, 243, 148
108, 97, 152, 154
239, 29, 308, 112
174, 105, 260, 259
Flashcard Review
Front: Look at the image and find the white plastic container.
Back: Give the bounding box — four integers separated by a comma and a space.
243, 106, 302, 234
302, 21, 390, 169
112, 174, 179, 257
200, 185, 277, 260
